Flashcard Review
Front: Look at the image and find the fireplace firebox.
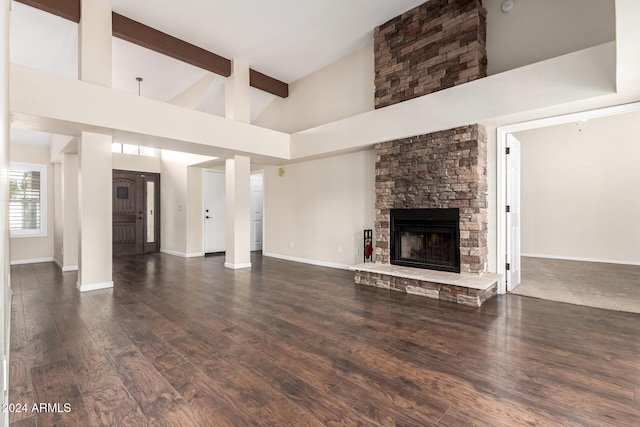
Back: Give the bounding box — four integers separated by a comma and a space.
390, 208, 460, 273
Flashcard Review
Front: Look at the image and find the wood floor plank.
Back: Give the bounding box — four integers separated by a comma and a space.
30, 359, 91, 426
8, 349, 35, 425
82, 385, 149, 427
107, 346, 208, 426
437, 404, 560, 427
8, 416, 37, 427
22, 289, 66, 368
162, 362, 256, 426
512, 372, 640, 424
63, 336, 129, 397
9, 255, 640, 426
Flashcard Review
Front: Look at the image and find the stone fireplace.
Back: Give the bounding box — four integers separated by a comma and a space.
351, 0, 499, 306
352, 124, 498, 307
376, 124, 488, 274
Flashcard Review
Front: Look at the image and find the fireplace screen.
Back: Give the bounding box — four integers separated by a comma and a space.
391, 208, 460, 273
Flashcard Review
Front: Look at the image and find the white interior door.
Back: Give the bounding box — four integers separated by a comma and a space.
506, 133, 522, 291
250, 173, 263, 251
203, 170, 226, 253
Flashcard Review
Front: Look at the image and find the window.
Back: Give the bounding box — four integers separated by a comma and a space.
9, 163, 47, 238
112, 142, 156, 157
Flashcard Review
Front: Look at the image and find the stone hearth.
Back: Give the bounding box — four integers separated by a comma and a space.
352, 263, 498, 307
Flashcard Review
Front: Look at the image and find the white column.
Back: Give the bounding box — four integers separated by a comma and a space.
62, 154, 79, 271
224, 59, 252, 268
225, 155, 251, 269
77, 132, 113, 291
1, 0, 10, 421
76, 0, 112, 291
79, 0, 112, 87
225, 59, 250, 123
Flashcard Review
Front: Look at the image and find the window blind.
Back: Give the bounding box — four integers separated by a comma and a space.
9, 169, 41, 231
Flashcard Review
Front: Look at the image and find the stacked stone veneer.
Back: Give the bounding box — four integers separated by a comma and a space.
374, 0, 487, 108
354, 272, 496, 307
375, 124, 488, 274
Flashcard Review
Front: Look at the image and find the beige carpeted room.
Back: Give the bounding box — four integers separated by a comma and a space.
509, 110, 640, 314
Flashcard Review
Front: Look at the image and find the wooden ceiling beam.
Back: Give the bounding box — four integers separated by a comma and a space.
112, 14, 289, 98
14, 0, 81, 23
13, 3, 289, 98
250, 69, 289, 98
112, 13, 232, 77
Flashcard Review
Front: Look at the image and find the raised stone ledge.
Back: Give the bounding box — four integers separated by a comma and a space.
351, 263, 500, 307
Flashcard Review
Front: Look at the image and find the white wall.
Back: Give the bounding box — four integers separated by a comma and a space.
160, 151, 189, 255
112, 151, 161, 173
186, 165, 203, 255
485, 125, 497, 273
264, 149, 375, 268
61, 153, 78, 269
160, 150, 210, 256
1, 1, 10, 419
485, 0, 615, 75
255, 1, 615, 135
516, 111, 640, 264
9, 145, 55, 262
53, 162, 62, 265
254, 44, 374, 134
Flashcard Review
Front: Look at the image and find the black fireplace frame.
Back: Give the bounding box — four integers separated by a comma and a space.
390, 208, 460, 273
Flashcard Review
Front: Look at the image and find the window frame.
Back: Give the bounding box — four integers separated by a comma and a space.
9, 162, 48, 238
112, 142, 156, 157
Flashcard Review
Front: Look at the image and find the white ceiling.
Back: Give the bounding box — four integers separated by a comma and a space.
12, 1, 631, 152
108, 0, 428, 83
10, 2, 78, 79
514, 110, 640, 142
10, 128, 53, 148
9, 0, 427, 146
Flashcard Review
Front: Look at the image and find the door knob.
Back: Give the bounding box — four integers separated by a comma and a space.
205, 216, 211, 219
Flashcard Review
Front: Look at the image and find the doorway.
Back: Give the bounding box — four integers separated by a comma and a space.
498, 102, 640, 298
203, 170, 226, 254
112, 170, 160, 256
250, 171, 263, 251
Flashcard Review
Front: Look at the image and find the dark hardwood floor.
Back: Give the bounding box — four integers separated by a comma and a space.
9, 253, 640, 426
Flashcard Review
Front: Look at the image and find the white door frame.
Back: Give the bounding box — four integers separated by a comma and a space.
505, 133, 522, 292
202, 169, 226, 254
250, 170, 264, 252
496, 102, 640, 294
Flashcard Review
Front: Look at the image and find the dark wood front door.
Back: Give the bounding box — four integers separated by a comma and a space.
112, 170, 160, 256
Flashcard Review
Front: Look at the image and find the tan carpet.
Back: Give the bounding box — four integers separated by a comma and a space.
511, 257, 640, 314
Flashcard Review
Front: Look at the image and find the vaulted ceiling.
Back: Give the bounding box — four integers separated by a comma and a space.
9, 0, 428, 128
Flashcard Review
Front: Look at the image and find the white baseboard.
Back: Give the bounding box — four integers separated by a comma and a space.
262, 252, 351, 270
522, 253, 640, 266
186, 252, 204, 258
224, 262, 252, 269
76, 280, 113, 292
160, 249, 204, 258
10, 257, 53, 266
53, 258, 78, 272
